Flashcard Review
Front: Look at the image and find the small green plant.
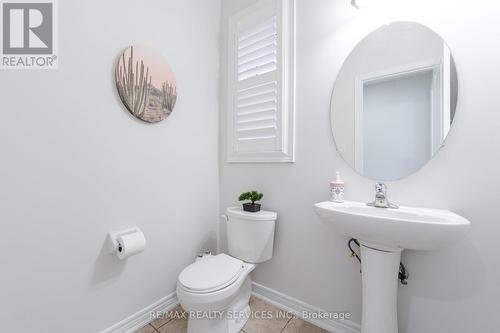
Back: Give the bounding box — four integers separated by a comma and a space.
238, 191, 264, 204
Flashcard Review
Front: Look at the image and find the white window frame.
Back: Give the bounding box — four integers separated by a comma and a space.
226, 0, 295, 163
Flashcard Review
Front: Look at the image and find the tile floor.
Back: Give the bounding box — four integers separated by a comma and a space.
135, 295, 329, 333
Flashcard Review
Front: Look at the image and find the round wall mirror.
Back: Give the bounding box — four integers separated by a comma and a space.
331, 22, 458, 180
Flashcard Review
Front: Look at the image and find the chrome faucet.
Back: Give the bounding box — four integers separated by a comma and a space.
367, 182, 398, 209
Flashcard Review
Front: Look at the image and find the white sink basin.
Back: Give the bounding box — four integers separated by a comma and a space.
315, 200, 471, 333
314, 200, 470, 251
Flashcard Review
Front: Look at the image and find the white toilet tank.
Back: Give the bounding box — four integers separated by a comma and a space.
225, 207, 277, 264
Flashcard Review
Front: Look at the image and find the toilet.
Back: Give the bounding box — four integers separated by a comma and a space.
176, 206, 277, 333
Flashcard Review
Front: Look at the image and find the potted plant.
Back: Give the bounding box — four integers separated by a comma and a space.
238, 191, 264, 212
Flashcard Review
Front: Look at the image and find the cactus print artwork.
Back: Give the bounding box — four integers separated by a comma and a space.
115, 45, 177, 123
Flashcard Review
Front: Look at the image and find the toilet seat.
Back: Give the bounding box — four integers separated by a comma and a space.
178, 254, 245, 294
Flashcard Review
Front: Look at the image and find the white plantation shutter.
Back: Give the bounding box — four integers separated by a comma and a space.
238, 16, 277, 80
227, 0, 295, 163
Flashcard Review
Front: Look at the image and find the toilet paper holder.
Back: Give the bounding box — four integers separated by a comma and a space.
107, 227, 142, 254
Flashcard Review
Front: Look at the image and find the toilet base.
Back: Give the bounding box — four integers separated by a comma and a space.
187, 276, 252, 333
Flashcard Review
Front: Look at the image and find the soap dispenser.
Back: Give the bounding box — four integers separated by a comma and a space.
330, 171, 345, 203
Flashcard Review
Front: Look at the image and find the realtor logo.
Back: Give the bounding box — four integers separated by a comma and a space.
1, 0, 57, 69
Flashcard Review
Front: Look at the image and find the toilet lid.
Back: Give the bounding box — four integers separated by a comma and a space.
178, 254, 244, 292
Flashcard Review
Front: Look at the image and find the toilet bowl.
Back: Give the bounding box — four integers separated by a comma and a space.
177, 254, 255, 333
176, 207, 277, 333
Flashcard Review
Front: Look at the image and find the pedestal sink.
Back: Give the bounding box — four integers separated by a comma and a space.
314, 201, 470, 333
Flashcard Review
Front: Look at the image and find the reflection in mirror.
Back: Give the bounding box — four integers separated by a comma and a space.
331, 22, 458, 180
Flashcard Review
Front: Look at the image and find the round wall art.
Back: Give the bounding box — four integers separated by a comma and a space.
115, 45, 177, 123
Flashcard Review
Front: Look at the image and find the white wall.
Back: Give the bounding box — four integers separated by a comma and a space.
220, 0, 500, 332
0, 1, 220, 332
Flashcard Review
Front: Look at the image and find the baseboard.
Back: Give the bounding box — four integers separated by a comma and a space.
101, 291, 179, 333
101, 283, 360, 333
252, 282, 361, 333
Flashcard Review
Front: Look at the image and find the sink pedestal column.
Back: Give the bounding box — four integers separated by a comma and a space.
360, 242, 402, 333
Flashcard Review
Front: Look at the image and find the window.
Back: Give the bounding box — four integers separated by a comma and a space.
227, 0, 295, 163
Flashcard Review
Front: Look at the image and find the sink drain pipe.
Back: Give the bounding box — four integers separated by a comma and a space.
348, 238, 409, 285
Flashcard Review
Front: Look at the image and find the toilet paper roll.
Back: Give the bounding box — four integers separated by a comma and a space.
117, 231, 146, 260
